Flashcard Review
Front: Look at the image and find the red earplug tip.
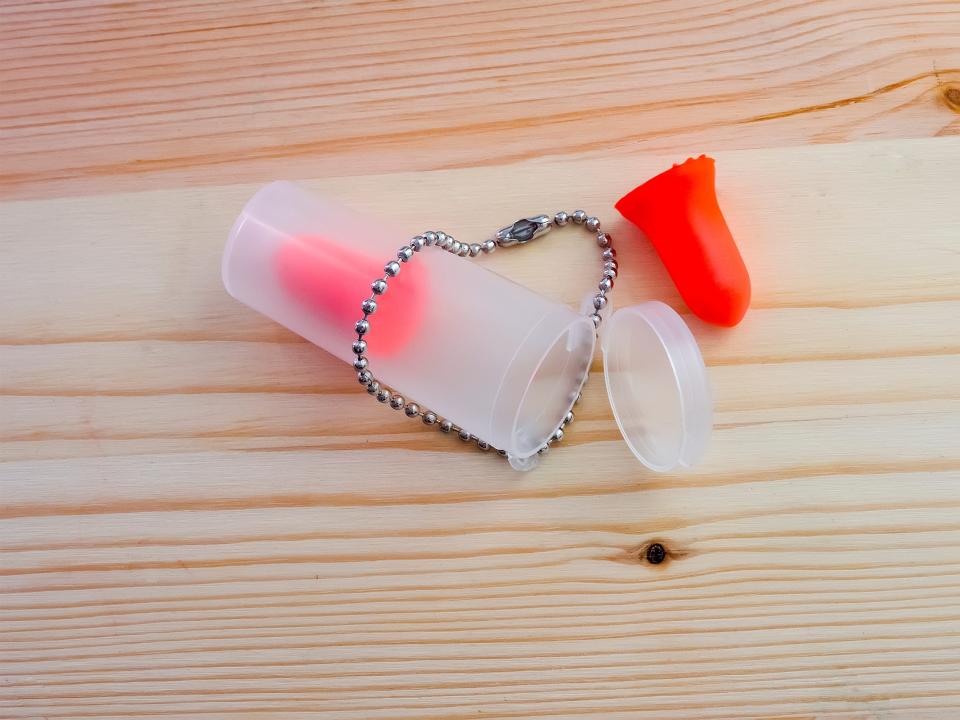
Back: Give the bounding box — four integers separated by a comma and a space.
616, 156, 750, 327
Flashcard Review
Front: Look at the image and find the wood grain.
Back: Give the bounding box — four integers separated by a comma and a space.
2, 135, 960, 719
1, 0, 959, 200
3, 1, 960, 717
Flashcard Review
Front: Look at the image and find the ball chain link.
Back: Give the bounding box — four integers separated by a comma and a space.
351, 212, 616, 459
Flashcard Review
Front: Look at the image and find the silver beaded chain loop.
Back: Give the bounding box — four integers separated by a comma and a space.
351, 211, 616, 459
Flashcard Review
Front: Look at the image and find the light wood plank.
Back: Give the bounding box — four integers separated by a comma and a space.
1, 0, 959, 199
4, 1, 960, 716
1, 135, 959, 718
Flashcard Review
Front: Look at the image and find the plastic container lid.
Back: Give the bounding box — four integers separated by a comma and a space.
601, 301, 712, 471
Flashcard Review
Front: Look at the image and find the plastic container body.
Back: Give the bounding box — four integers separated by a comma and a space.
223, 182, 594, 460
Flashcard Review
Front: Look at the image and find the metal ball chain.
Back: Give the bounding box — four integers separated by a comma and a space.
351, 211, 617, 459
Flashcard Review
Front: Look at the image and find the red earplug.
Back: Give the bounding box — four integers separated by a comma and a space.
276, 235, 427, 355
616, 156, 750, 327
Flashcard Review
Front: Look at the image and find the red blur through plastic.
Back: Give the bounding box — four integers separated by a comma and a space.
276, 235, 426, 356
615, 156, 750, 327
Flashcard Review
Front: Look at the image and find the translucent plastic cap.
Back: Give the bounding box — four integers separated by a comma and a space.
601, 301, 712, 471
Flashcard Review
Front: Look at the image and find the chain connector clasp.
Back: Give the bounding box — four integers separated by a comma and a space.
495, 215, 552, 247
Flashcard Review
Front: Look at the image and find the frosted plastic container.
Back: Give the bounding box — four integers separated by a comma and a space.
223, 181, 595, 463
223, 181, 713, 471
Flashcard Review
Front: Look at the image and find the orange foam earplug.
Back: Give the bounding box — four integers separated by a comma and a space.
616, 156, 750, 327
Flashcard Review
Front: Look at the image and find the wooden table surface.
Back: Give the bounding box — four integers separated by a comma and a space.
2, 2, 960, 719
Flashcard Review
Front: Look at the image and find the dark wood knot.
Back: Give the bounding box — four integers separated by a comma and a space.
943, 86, 960, 114
645, 542, 667, 565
